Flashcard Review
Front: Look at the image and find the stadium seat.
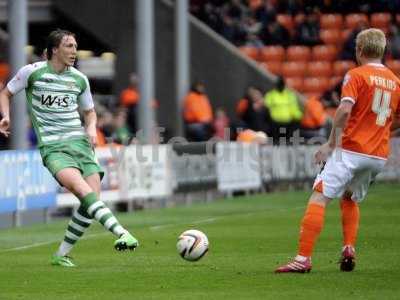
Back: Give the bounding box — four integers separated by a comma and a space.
312, 45, 338, 61
320, 29, 341, 45
0, 62, 10, 83
307, 61, 332, 77
294, 13, 305, 25
320, 14, 343, 29
285, 77, 304, 92
333, 60, 356, 76
303, 77, 329, 94
386, 60, 400, 77
281, 62, 307, 77
239, 46, 259, 61
370, 13, 391, 29
286, 46, 311, 62
341, 29, 352, 44
345, 13, 369, 29
277, 14, 294, 32
101, 52, 116, 61
259, 46, 285, 62
260, 62, 282, 75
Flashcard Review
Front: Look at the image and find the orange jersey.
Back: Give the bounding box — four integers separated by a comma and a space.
341, 63, 400, 158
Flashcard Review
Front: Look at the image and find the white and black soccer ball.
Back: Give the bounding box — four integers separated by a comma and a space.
176, 229, 209, 261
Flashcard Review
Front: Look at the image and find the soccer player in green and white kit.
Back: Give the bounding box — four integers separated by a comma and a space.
0, 29, 139, 267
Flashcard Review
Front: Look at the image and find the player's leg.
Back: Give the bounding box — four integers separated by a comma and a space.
339, 191, 358, 271
82, 172, 139, 251
275, 191, 332, 273
53, 171, 101, 263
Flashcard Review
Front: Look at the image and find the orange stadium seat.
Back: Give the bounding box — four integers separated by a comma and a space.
285, 77, 304, 92
341, 29, 352, 44
294, 13, 305, 25
239, 46, 259, 60
0, 63, 10, 82
281, 62, 307, 77
320, 14, 343, 29
260, 62, 282, 75
303, 77, 329, 94
307, 61, 332, 77
370, 13, 391, 29
333, 60, 356, 76
259, 46, 285, 62
386, 60, 400, 77
320, 29, 341, 45
277, 14, 294, 32
312, 45, 338, 61
345, 13, 369, 29
286, 46, 311, 62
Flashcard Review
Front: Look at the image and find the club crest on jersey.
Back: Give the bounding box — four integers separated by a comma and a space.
41, 94, 70, 108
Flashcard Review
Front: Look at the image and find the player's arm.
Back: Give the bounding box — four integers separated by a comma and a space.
83, 108, 97, 146
0, 87, 12, 137
79, 76, 97, 146
315, 71, 358, 164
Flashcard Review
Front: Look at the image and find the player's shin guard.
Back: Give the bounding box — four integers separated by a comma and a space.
82, 192, 126, 237
56, 205, 93, 256
298, 203, 325, 257
340, 198, 359, 247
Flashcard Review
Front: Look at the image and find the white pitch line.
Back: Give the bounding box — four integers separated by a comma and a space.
0, 232, 108, 253
0, 206, 304, 253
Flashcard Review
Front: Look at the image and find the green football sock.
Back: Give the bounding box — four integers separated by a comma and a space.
81, 192, 126, 237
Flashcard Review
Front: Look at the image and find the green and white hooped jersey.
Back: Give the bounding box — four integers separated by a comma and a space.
7, 61, 94, 146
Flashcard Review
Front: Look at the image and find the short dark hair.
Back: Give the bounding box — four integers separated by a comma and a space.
46, 29, 76, 60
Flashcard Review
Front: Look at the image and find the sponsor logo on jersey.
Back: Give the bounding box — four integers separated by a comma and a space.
41, 94, 70, 108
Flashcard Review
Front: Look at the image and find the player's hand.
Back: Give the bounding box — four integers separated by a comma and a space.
314, 143, 333, 165
0, 117, 10, 137
86, 125, 97, 147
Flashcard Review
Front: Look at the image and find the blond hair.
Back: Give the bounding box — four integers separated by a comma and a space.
356, 28, 386, 59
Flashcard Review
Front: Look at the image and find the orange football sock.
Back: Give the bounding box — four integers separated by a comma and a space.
340, 198, 359, 247
298, 203, 325, 257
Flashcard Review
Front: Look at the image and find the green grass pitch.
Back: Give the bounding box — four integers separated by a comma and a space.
0, 183, 399, 300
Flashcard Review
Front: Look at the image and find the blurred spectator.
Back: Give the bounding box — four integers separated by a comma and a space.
340, 21, 368, 61
112, 109, 132, 145
295, 7, 321, 46
120, 73, 139, 133
213, 107, 230, 140
236, 128, 268, 144
260, 15, 291, 47
27, 120, 37, 149
254, 0, 277, 27
388, 23, 400, 59
300, 95, 329, 140
264, 76, 303, 144
183, 81, 214, 142
236, 86, 269, 132
96, 109, 114, 146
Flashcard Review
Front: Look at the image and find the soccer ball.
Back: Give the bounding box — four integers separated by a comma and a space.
176, 229, 209, 261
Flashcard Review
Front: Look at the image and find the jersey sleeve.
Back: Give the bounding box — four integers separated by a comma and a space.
78, 76, 94, 111
6, 64, 33, 95
341, 70, 362, 104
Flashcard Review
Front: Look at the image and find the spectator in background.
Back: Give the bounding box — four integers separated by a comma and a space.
236, 128, 268, 144
213, 107, 230, 140
112, 109, 132, 145
254, 0, 277, 27
300, 95, 330, 141
183, 81, 214, 142
264, 76, 303, 144
260, 15, 291, 47
388, 23, 400, 59
119, 73, 139, 133
341, 21, 368, 61
236, 86, 270, 133
295, 7, 321, 46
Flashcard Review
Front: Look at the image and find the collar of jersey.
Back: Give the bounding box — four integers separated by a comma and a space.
46, 61, 70, 75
